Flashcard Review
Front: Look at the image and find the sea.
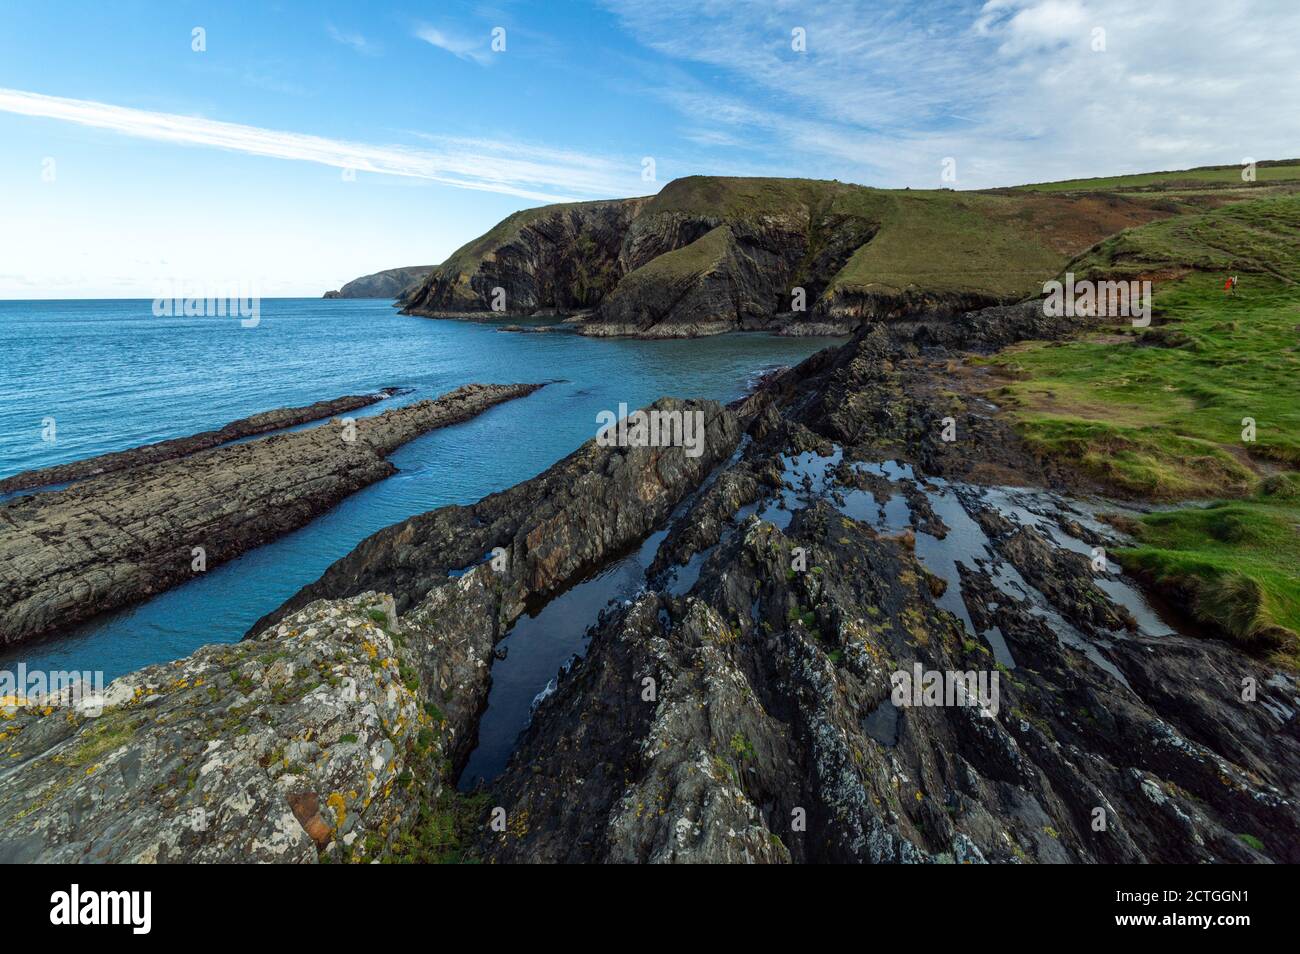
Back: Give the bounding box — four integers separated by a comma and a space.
0, 298, 839, 689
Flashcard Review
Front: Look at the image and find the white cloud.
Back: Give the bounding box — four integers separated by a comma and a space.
414, 25, 492, 65
0, 87, 642, 202
327, 24, 382, 56
996, 0, 1090, 53
602, 0, 1300, 188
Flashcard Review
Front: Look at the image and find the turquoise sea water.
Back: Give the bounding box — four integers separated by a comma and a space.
0, 299, 838, 683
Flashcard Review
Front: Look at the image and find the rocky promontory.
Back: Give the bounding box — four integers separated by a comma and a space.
324, 266, 431, 299
249, 397, 741, 635
0, 384, 543, 646
0, 592, 461, 862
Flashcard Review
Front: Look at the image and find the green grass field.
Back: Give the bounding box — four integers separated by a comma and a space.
993, 273, 1300, 496
1015, 159, 1300, 193
1117, 477, 1300, 661
984, 196, 1300, 661
830, 190, 1069, 298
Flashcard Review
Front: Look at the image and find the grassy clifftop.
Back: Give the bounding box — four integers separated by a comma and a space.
399, 160, 1300, 335
1014, 158, 1300, 193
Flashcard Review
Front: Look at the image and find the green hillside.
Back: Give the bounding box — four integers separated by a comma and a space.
831, 190, 1067, 297
983, 195, 1300, 661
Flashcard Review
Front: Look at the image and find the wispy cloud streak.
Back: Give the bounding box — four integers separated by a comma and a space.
327, 24, 382, 56
602, 0, 1300, 188
0, 87, 636, 202
414, 25, 492, 65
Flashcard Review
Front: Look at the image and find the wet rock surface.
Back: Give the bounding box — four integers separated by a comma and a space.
473, 323, 1298, 863
249, 398, 742, 635
0, 384, 543, 646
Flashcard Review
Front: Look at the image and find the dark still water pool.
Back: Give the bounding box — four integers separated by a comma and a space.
0, 299, 839, 683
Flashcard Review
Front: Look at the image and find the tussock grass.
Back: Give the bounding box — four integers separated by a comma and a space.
1017, 418, 1255, 499
1066, 194, 1300, 283
1116, 487, 1300, 664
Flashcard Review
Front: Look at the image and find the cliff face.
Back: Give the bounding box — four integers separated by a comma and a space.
325, 266, 431, 299
400, 199, 645, 315
399, 176, 1174, 337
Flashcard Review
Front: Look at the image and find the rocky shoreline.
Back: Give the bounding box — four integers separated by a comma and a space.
0, 397, 739, 861
0, 383, 543, 646
476, 327, 1299, 861
0, 389, 404, 496
418, 310, 859, 339
2, 306, 1295, 863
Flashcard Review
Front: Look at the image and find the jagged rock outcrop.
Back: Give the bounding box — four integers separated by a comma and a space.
589, 224, 802, 338
0, 399, 747, 863
0, 591, 480, 863
401, 199, 644, 315
324, 266, 430, 299
0, 384, 543, 645
473, 325, 1299, 862
249, 397, 742, 634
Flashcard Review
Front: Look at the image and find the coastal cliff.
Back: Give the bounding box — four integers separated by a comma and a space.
399, 176, 1174, 337
4, 174, 1298, 865
401, 198, 644, 316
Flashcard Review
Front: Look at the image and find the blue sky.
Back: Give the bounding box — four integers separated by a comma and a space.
2, 0, 1297, 297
